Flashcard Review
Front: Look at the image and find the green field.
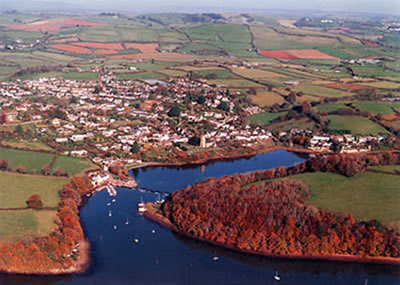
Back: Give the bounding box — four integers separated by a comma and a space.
0, 147, 94, 175
353, 101, 400, 116
248, 111, 287, 125
63, 71, 98, 80
52, 155, 94, 175
158, 69, 187, 77
1, 140, 54, 152
0, 210, 58, 243
207, 79, 263, 87
289, 168, 400, 226
195, 69, 240, 79
115, 72, 165, 80
0, 171, 67, 208
326, 115, 389, 135
316, 102, 352, 113
293, 83, 353, 98
0, 148, 54, 173
268, 118, 317, 131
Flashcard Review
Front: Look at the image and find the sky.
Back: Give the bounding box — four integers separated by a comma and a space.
1, 0, 399, 15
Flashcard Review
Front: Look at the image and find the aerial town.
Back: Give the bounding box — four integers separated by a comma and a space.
0, 66, 396, 171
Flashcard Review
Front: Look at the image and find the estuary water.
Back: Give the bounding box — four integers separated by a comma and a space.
1, 149, 399, 285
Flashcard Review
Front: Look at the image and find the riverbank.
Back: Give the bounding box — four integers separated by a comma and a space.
144, 203, 400, 266
0, 239, 90, 275
127, 145, 322, 170
49, 239, 91, 275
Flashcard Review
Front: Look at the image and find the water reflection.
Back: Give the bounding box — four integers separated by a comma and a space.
173, 233, 400, 278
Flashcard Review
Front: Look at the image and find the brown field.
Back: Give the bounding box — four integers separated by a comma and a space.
250, 89, 285, 106
73, 42, 124, 50
125, 43, 159, 54
109, 52, 197, 62
5, 17, 103, 32
325, 83, 373, 92
259, 49, 337, 60
49, 44, 92, 54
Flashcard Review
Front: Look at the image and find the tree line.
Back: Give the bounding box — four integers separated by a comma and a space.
161, 152, 400, 260
0, 175, 93, 273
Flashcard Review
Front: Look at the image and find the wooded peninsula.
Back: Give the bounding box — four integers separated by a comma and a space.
146, 152, 400, 264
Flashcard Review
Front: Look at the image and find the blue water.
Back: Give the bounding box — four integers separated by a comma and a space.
1, 150, 399, 285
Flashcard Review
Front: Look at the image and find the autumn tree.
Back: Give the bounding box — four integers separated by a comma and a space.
26, 194, 43, 209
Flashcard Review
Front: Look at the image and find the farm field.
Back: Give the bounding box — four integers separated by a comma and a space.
251, 26, 344, 50
0, 147, 94, 175
0, 148, 54, 174
289, 168, 400, 226
316, 102, 352, 113
194, 69, 240, 79
259, 49, 337, 60
268, 118, 317, 131
249, 89, 285, 107
0, 210, 58, 243
5, 17, 103, 32
359, 81, 400, 89
0, 171, 67, 209
293, 83, 354, 98
326, 115, 390, 135
230, 67, 285, 79
1, 140, 54, 152
248, 111, 287, 125
207, 79, 263, 87
52, 155, 95, 176
115, 72, 165, 80
352, 101, 400, 116
158, 69, 187, 77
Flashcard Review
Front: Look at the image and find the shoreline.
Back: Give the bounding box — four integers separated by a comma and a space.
0, 239, 91, 276
128, 145, 321, 170
144, 204, 400, 266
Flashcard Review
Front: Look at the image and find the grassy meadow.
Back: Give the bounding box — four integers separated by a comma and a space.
0, 210, 58, 243
0, 171, 68, 208
326, 115, 389, 135
291, 167, 400, 226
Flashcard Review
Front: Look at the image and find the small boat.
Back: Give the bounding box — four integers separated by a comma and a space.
125, 217, 129, 225
133, 238, 139, 243
106, 202, 111, 206
212, 256, 219, 261
138, 197, 146, 214
274, 271, 280, 281
151, 229, 156, 234
113, 225, 117, 230
111, 199, 116, 203
108, 211, 112, 217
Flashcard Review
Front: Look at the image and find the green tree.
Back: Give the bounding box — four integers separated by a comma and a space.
217, 101, 229, 112
168, 105, 181, 117
131, 141, 141, 153
15, 124, 23, 136
196, 95, 206, 104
